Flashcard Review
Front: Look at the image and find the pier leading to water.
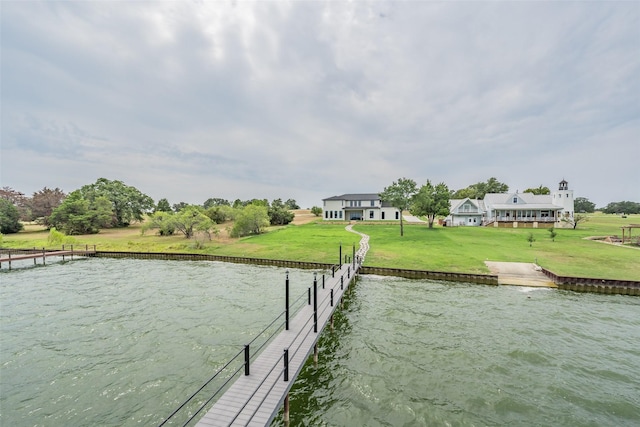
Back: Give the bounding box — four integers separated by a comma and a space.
160, 227, 371, 426
0, 245, 96, 270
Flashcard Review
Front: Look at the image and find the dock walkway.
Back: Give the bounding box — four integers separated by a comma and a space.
196, 260, 360, 426
0, 247, 96, 269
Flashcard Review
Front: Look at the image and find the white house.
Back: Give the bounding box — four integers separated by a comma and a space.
322, 193, 400, 221
447, 180, 575, 228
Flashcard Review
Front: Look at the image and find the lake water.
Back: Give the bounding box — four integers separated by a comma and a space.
1, 258, 639, 426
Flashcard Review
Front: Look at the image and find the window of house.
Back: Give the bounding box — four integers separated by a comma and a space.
513, 197, 518, 204
334, 211, 338, 219
325, 211, 328, 219
330, 211, 333, 219
370, 211, 374, 219
339, 211, 343, 219
371, 200, 375, 207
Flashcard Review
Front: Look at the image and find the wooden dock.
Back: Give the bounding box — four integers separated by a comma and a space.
195, 261, 360, 426
0, 247, 96, 269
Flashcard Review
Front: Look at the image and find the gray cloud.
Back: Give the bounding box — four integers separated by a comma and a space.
2, 0, 638, 208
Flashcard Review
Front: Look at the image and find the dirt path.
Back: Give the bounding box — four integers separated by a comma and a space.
485, 261, 557, 287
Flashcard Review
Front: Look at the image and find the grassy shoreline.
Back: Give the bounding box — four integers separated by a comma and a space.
2, 213, 639, 281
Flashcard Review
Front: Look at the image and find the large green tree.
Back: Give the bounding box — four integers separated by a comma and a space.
524, 185, 550, 195
284, 199, 300, 210
410, 181, 451, 228
205, 205, 235, 224
203, 198, 231, 208
30, 187, 66, 226
49, 191, 112, 234
79, 178, 154, 227
172, 206, 215, 238
574, 197, 596, 213
231, 204, 270, 237
451, 177, 509, 199
268, 199, 294, 226
601, 201, 640, 214
0, 186, 31, 221
155, 198, 172, 212
379, 178, 418, 236
143, 206, 215, 238
0, 198, 24, 234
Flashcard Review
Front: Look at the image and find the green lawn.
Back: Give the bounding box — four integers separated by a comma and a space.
2, 214, 638, 280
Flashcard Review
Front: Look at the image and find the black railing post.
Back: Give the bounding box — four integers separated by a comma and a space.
339, 242, 342, 266
313, 273, 318, 333
332, 265, 335, 277
244, 345, 250, 376
341, 275, 344, 290
331, 288, 334, 307
353, 244, 356, 269
285, 270, 290, 331
348, 266, 351, 279
322, 274, 325, 289
308, 287, 311, 305
284, 348, 289, 381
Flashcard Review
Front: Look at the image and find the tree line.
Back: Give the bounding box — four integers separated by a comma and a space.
0, 179, 301, 238
1, 177, 638, 236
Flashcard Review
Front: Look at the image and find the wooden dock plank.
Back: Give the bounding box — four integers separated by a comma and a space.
196, 263, 359, 426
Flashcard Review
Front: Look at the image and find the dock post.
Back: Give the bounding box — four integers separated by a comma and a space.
313, 343, 318, 365
71, 245, 74, 261
8, 252, 11, 270
244, 345, 250, 376
313, 273, 318, 333
42, 248, 46, 265
353, 244, 356, 269
284, 348, 289, 381
285, 270, 290, 331
284, 394, 290, 423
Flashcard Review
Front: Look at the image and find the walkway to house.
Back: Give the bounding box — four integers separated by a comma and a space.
484, 261, 556, 287
182, 227, 372, 426
346, 224, 370, 263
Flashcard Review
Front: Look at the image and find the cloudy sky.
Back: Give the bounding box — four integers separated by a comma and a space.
2, 1, 638, 209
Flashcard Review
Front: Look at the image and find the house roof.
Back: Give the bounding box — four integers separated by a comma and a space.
323, 193, 380, 201
484, 192, 553, 205
449, 198, 483, 212
490, 203, 562, 210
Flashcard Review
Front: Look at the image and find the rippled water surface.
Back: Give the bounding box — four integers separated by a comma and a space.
2, 259, 639, 427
